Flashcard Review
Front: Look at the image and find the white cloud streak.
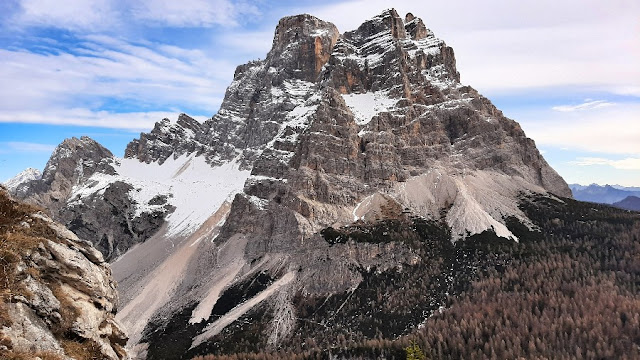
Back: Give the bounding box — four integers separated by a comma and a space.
0, 109, 207, 131
0, 35, 235, 128
129, 0, 259, 28
552, 100, 615, 112
571, 157, 640, 170
15, 0, 116, 30
519, 102, 640, 155
11, 0, 259, 30
2, 141, 56, 153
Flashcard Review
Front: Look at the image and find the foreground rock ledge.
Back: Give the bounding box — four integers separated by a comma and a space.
0, 187, 128, 360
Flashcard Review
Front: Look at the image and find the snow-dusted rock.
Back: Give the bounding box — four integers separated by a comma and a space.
2, 167, 41, 193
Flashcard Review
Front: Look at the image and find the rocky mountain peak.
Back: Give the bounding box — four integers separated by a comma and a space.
125, 114, 206, 165
14, 10, 575, 356
404, 12, 430, 40
361, 8, 407, 40
2, 167, 42, 193
42, 136, 114, 183
268, 14, 340, 82
14, 136, 115, 213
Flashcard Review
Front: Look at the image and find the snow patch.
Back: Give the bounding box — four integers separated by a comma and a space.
341, 91, 397, 125
3, 167, 42, 192
69, 155, 251, 237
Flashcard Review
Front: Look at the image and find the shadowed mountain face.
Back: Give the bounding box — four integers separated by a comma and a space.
10, 9, 575, 359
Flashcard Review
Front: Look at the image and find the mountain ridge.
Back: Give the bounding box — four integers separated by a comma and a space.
569, 183, 640, 204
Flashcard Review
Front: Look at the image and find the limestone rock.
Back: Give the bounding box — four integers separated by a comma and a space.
0, 189, 128, 359
6, 9, 573, 356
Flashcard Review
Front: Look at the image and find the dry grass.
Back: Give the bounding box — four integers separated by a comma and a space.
50, 284, 81, 338
0, 189, 102, 360
0, 190, 51, 331
61, 339, 104, 360
0, 350, 66, 360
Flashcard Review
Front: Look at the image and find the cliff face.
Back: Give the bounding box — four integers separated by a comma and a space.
0, 187, 127, 359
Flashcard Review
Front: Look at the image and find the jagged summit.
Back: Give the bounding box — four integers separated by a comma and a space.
269, 14, 339, 81
2, 167, 41, 193
14, 136, 115, 211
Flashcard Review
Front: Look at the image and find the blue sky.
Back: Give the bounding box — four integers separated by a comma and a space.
0, 0, 639, 186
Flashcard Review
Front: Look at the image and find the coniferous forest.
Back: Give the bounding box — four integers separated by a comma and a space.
192, 195, 640, 360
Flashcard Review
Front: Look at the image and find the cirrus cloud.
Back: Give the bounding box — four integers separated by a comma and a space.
552, 99, 615, 112
570, 157, 640, 170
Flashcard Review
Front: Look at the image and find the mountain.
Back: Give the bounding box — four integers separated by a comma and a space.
0, 187, 127, 359
612, 184, 640, 192
2, 167, 41, 193
11, 9, 582, 359
12, 136, 176, 261
569, 183, 640, 204
613, 195, 640, 211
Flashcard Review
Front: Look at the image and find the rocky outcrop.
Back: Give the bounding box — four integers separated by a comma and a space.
0, 188, 127, 359
12, 137, 173, 261
60, 180, 174, 261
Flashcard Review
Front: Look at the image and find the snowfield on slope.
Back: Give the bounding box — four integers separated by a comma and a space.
69, 155, 251, 237
341, 91, 398, 125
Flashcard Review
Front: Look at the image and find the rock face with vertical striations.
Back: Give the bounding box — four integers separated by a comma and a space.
8, 9, 573, 359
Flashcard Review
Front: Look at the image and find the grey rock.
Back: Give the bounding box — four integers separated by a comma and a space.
0, 190, 128, 359
14, 136, 173, 261
14, 136, 115, 213
10, 9, 573, 354
2, 167, 42, 193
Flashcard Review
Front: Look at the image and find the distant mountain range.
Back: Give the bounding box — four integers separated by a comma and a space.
569, 184, 640, 205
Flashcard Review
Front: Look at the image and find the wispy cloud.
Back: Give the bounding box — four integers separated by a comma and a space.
0, 109, 208, 131
519, 102, 640, 155
9, 0, 260, 31
14, 0, 116, 31
0, 34, 235, 128
552, 99, 615, 112
1, 141, 55, 153
219, 30, 273, 56
570, 157, 640, 170
129, 0, 260, 28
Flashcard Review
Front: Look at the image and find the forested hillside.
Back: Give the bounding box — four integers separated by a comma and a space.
194, 195, 640, 360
